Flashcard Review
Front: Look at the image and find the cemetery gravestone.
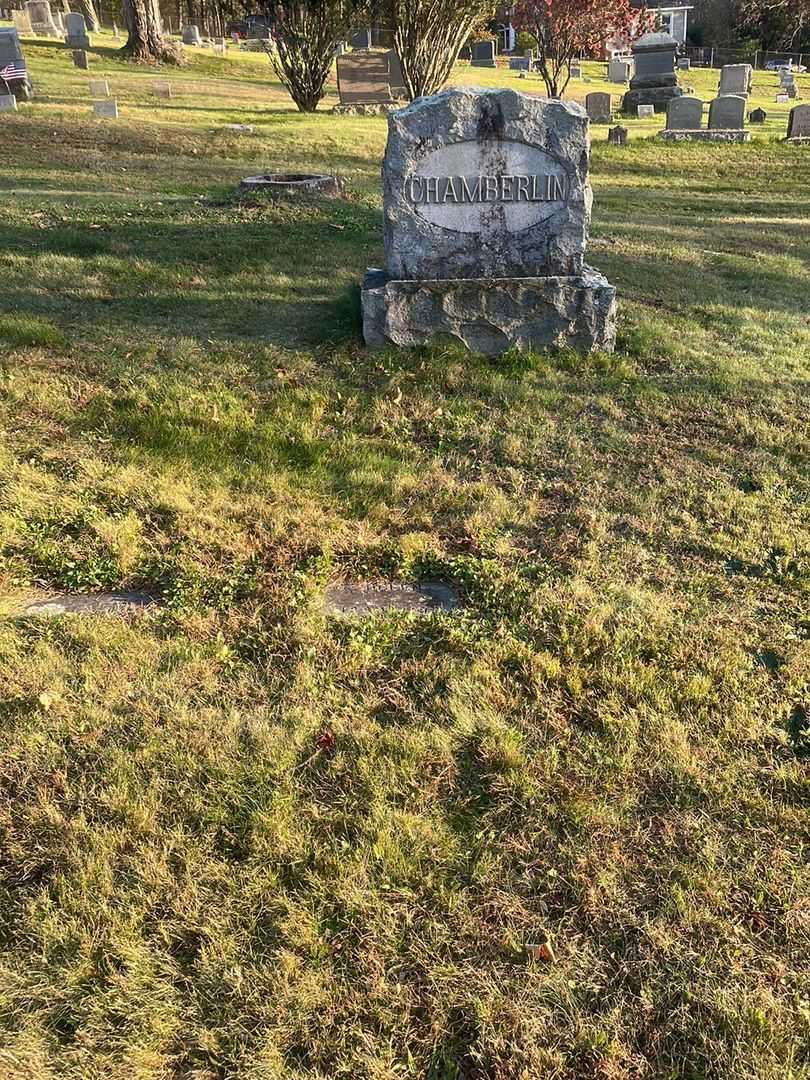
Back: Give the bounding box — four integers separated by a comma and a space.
510, 56, 530, 71
88, 78, 109, 96
570, 64, 582, 79
72, 49, 89, 69
0, 92, 17, 111
335, 53, 392, 109
585, 91, 612, 123
182, 24, 202, 45
777, 93, 789, 104
385, 49, 406, 99
608, 59, 630, 83
0, 27, 31, 99
351, 28, 372, 49
637, 103, 655, 117
12, 9, 32, 33
212, 36, 226, 55
748, 107, 766, 123
718, 64, 752, 96
787, 103, 810, 138
25, 0, 59, 35
65, 11, 90, 49
665, 95, 703, 129
709, 93, 745, 129
361, 87, 616, 355
152, 79, 172, 99
471, 41, 496, 68
677, 56, 691, 70
622, 31, 682, 114
607, 125, 628, 145
93, 97, 118, 118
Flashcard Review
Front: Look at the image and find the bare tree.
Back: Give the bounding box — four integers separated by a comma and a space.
120, 0, 186, 62
388, 1, 495, 100
268, 0, 362, 112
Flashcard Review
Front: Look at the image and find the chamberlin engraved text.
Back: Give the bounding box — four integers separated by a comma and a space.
406, 173, 567, 205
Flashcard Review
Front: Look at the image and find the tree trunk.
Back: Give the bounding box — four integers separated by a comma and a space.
121, 0, 186, 62
76, 0, 100, 33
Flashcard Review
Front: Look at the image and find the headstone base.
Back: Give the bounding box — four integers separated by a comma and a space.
785, 135, 810, 144
622, 86, 682, 114
332, 101, 399, 115
361, 268, 617, 355
659, 129, 751, 142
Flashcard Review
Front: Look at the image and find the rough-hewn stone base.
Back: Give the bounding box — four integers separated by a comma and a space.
659, 128, 751, 142
361, 268, 616, 355
332, 102, 402, 116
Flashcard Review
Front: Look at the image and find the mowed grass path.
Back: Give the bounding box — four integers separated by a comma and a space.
0, 38, 808, 1080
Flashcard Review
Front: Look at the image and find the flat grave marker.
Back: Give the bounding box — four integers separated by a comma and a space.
88, 78, 109, 96
93, 97, 118, 118
324, 581, 459, 617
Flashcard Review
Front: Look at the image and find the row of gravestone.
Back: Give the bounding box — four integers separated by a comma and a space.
664, 94, 809, 137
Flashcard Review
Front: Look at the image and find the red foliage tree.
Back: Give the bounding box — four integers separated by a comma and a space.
513, 0, 652, 98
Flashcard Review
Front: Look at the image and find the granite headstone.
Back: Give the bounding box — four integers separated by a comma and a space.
708, 94, 745, 129
471, 41, 496, 68
787, 103, 810, 138
585, 91, 612, 122
666, 95, 703, 129
361, 87, 617, 355
622, 31, 682, 114
718, 64, 752, 96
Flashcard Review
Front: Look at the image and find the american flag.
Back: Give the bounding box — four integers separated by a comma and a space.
1, 62, 27, 81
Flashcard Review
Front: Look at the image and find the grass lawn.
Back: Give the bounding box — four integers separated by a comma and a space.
0, 30, 809, 1080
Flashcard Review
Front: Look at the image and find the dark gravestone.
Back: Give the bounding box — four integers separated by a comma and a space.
787, 103, 810, 138
607, 125, 628, 145
0, 28, 31, 99
470, 40, 496, 68
351, 28, 371, 49
708, 94, 745, 129
748, 107, 766, 123
385, 48, 406, 98
336, 53, 391, 104
666, 95, 703, 129
585, 91, 611, 123
72, 48, 89, 69
622, 31, 682, 114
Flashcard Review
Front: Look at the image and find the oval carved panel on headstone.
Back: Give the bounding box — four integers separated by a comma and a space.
407, 139, 569, 236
